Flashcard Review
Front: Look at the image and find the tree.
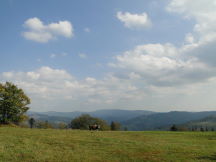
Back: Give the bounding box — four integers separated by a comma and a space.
71, 114, 110, 130
200, 127, 205, 132
58, 122, 67, 129
0, 82, 30, 124
29, 118, 35, 128
170, 124, 178, 131
110, 121, 121, 131
36, 120, 53, 129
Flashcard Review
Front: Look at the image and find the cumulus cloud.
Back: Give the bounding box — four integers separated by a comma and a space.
79, 53, 87, 59
110, 0, 216, 88
108, 0, 216, 110
0, 67, 144, 111
165, 0, 216, 71
110, 43, 211, 86
5, 0, 216, 112
84, 28, 90, 33
50, 54, 56, 58
22, 17, 73, 43
2, 66, 216, 112
116, 11, 152, 29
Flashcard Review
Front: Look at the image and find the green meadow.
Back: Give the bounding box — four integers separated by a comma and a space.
0, 127, 216, 162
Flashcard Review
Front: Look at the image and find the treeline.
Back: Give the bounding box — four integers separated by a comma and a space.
170, 124, 215, 132
27, 114, 122, 131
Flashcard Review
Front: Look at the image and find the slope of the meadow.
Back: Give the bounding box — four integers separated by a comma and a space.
0, 127, 216, 162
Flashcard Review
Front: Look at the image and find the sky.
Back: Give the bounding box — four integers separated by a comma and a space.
1, 0, 216, 112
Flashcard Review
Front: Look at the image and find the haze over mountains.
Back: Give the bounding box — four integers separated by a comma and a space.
28, 109, 154, 123
28, 109, 216, 131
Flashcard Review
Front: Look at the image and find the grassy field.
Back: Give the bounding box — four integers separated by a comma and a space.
0, 127, 216, 162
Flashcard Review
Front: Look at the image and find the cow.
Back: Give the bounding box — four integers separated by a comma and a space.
89, 124, 100, 130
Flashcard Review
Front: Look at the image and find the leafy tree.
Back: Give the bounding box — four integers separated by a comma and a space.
36, 120, 53, 129
58, 122, 67, 129
29, 118, 35, 128
71, 114, 110, 130
0, 82, 30, 124
170, 124, 178, 131
200, 127, 204, 132
111, 121, 121, 131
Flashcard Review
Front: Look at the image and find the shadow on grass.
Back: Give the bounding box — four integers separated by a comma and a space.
198, 154, 216, 161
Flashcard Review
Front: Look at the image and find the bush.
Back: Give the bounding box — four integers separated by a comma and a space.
71, 114, 110, 130
36, 121, 53, 129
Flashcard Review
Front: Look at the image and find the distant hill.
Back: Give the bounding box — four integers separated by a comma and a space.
89, 109, 155, 122
27, 109, 155, 124
122, 111, 216, 131
28, 111, 83, 119
27, 112, 72, 124
180, 115, 216, 130
28, 110, 216, 130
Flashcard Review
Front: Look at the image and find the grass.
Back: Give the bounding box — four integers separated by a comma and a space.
0, 127, 216, 161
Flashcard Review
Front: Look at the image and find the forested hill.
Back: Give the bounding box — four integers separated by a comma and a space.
180, 115, 216, 130
28, 110, 216, 131
28, 109, 155, 123
122, 111, 216, 131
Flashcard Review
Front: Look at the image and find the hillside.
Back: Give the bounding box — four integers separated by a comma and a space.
28, 109, 155, 123
181, 115, 216, 130
122, 111, 216, 131
89, 109, 154, 122
28, 110, 216, 131
27, 112, 72, 124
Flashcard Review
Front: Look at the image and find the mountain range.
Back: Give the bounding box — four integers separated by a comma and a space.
122, 111, 216, 130
179, 115, 216, 130
27, 109, 216, 131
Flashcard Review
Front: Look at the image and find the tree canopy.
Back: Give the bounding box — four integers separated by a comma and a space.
0, 82, 30, 124
111, 121, 121, 131
29, 118, 35, 128
71, 114, 110, 130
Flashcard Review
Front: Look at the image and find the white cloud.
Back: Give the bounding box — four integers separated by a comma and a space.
1, 66, 216, 112
4, 1, 216, 112
50, 53, 68, 59
61, 53, 68, 56
167, 0, 216, 45
116, 11, 152, 29
84, 28, 90, 33
110, 43, 211, 86
166, 0, 216, 66
50, 54, 56, 58
79, 53, 87, 59
22, 17, 73, 43
0, 67, 144, 111
110, 0, 216, 88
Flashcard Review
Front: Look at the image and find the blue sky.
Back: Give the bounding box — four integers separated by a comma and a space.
1, 0, 216, 112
